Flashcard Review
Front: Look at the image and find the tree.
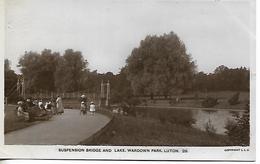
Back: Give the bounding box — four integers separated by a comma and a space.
110, 67, 133, 104
18, 49, 61, 93
192, 66, 250, 92
5, 59, 11, 71
125, 32, 196, 96
193, 71, 208, 91
55, 49, 88, 92
4, 59, 18, 102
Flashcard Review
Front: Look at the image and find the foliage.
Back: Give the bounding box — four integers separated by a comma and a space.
54, 49, 88, 92
225, 102, 250, 146
193, 66, 249, 92
228, 92, 240, 105
18, 49, 88, 93
18, 50, 61, 93
204, 119, 216, 135
201, 97, 218, 108
4, 59, 18, 103
125, 32, 196, 96
109, 67, 140, 109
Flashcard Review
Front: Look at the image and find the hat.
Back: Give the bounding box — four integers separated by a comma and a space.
81, 95, 86, 98
90, 101, 94, 104
17, 101, 23, 105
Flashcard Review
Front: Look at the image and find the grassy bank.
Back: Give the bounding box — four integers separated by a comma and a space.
80, 115, 230, 146
4, 105, 40, 133
139, 91, 249, 110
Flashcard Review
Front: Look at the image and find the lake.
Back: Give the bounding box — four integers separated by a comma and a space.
192, 110, 243, 135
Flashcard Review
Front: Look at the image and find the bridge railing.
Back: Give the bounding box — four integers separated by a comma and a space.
27, 92, 98, 100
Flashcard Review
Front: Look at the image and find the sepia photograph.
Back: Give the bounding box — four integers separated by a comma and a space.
1, 0, 256, 161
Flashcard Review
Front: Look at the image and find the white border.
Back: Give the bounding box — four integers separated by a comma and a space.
0, 0, 257, 161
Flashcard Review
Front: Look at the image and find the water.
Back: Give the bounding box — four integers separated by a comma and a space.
192, 110, 243, 135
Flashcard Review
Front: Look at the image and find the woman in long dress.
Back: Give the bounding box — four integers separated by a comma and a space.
56, 96, 64, 114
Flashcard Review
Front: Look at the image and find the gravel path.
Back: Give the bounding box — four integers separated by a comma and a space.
5, 109, 111, 145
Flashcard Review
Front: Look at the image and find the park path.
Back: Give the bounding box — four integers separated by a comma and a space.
5, 109, 111, 145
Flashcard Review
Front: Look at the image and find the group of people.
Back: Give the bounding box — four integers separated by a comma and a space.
16, 94, 96, 121
80, 94, 96, 115
16, 96, 64, 121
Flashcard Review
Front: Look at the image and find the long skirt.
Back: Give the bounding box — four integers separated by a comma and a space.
56, 102, 64, 114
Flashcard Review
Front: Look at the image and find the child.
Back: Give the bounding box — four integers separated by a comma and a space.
80, 101, 87, 115
89, 101, 95, 115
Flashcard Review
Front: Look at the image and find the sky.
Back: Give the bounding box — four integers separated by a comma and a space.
5, 0, 255, 74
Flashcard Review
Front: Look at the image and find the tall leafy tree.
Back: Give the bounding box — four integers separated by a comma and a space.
125, 32, 196, 96
4, 59, 18, 102
18, 49, 61, 93
55, 49, 88, 92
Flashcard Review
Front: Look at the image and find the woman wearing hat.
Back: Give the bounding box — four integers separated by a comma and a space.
56, 95, 64, 114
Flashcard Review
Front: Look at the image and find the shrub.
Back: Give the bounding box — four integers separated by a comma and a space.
225, 102, 249, 146
142, 99, 148, 106
120, 102, 136, 116
169, 99, 177, 106
204, 119, 216, 135
127, 97, 141, 107
228, 92, 240, 105
152, 99, 157, 104
201, 97, 218, 108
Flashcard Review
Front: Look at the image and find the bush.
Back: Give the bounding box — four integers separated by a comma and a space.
225, 102, 249, 146
127, 97, 141, 107
204, 119, 216, 135
142, 99, 148, 106
201, 97, 218, 108
169, 99, 177, 106
119, 102, 136, 116
228, 92, 240, 105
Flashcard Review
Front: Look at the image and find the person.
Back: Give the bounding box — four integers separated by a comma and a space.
38, 100, 44, 109
80, 94, 87, 103
45, 101, 52, 111
33, 99, 38, 106
80, 101, 87, 115
17, 101, 29, 121
26, 98, 34, 108
89, 101, 95, 115
80, 94, 88, 115
50, 98, 57, 114
56, 95, 64, 114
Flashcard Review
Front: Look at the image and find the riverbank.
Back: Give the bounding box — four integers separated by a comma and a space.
80, 115, 231, 146
138, 91, 249, 110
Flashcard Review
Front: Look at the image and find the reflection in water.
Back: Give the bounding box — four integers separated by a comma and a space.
192, 110, 243, 135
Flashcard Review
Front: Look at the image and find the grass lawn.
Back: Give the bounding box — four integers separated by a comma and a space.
4, 105, 40, 134
80, 115, 231, 146
141, 91, 249, 110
